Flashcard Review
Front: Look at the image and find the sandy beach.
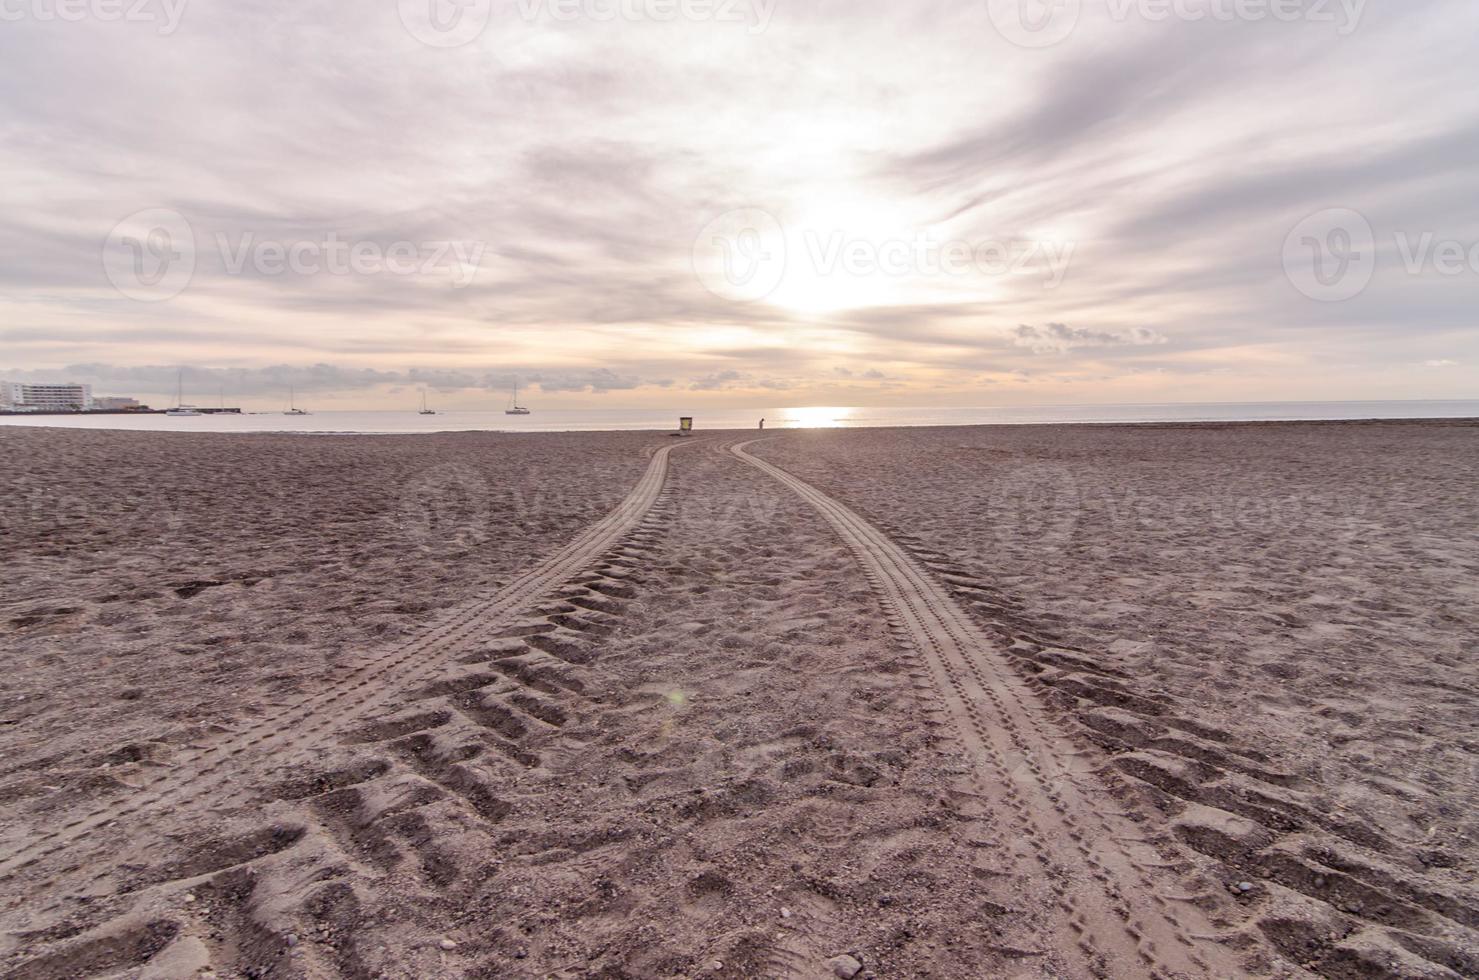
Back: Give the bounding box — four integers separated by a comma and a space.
2, 421, 1476, 979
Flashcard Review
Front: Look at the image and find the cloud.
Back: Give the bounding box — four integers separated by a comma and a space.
526, 368, 647, 393
689, 369, 745, 391
1011, 324, 1167, 355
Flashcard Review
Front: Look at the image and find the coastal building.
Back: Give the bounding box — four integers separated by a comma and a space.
92, 396, 144, 410
0, 381, 93, 412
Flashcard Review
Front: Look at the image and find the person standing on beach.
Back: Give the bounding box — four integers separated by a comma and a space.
759, 418, 765, 430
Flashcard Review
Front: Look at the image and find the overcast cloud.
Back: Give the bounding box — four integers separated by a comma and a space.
1, 0, 1475, 408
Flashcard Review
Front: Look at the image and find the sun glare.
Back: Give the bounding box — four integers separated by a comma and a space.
765, 194, 922, 315
779, 406, 853, 428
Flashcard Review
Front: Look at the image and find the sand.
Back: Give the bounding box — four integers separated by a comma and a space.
1, 421, 1475, 978
754, 420, 1479, 977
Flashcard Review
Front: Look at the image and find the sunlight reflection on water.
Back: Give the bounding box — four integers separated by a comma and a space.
773, 406, 852, 428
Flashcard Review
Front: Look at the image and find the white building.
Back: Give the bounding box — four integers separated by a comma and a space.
0, 381, 94, 411
92, 396, 142, 410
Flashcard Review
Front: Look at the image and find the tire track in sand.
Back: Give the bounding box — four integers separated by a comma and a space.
733, 439, 1244, 979
0, 439, 693, 883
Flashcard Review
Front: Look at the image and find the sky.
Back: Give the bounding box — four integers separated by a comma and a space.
1, 0, 1477, 410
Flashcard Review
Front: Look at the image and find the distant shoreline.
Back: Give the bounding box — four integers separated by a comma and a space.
0, 407, 242, 417
1, 413, 1475, 438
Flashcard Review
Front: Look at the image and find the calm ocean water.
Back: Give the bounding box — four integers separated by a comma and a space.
1, 401, 1476, 435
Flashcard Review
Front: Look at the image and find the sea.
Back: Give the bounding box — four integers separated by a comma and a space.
0, 401, 1475, 435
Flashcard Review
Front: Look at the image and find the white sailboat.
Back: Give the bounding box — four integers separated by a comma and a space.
165, 369, 201, 416
504, 379, 531, 415
283, 385, 309, 416
418, 389, 436, 415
